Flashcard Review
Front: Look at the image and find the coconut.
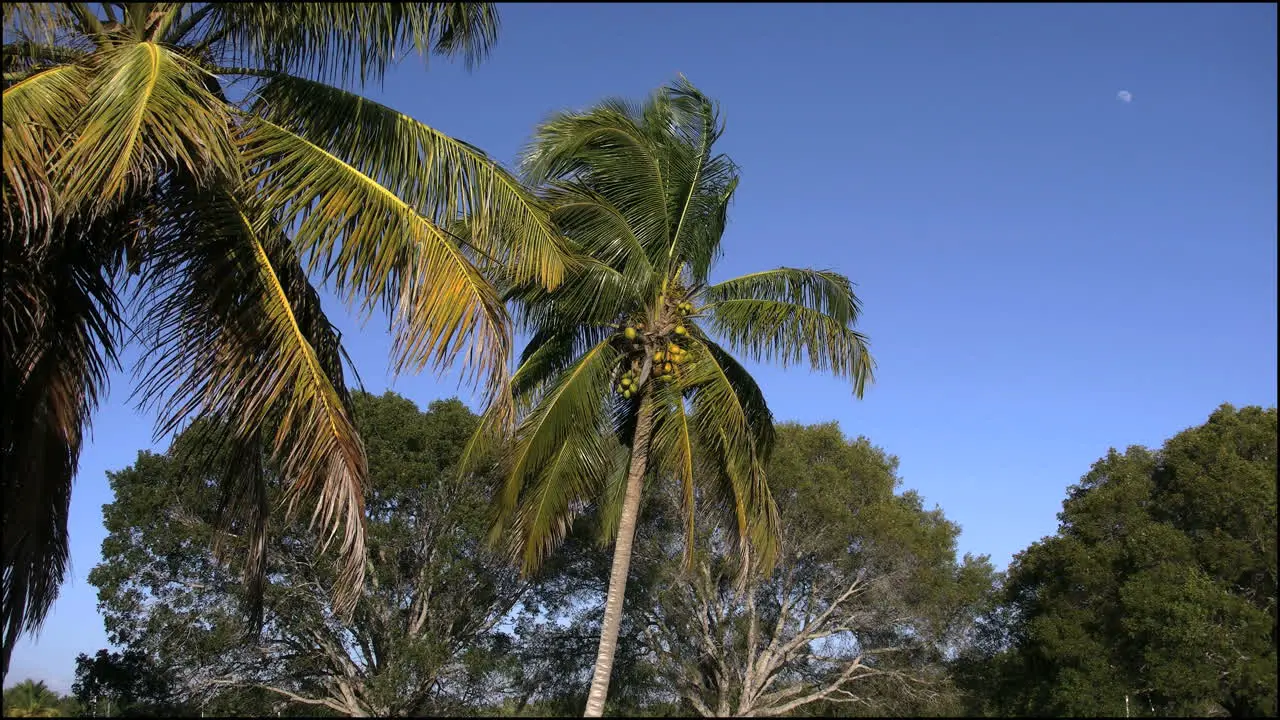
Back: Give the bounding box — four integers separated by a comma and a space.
674, 325, 687, 336
624, 327, 637, 340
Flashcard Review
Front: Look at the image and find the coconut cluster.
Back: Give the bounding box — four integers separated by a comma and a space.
616, 297, 697, 397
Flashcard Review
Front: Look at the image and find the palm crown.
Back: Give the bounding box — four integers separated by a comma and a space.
486, 77, 875, 577
1, 2, 569, 675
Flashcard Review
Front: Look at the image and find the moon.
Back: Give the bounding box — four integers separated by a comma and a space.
1117, 90, 1133, 103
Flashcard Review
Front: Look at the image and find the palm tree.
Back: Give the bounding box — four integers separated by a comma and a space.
1, 2, 569, 679
2, 679, 63, 717
475, 78, 875, 716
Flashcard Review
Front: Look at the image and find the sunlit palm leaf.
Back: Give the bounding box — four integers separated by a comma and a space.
647, 381, 698, 566
2, 64, 87, 230
239, 115, 513, 414
520, 100, 671, 257
54, 41, 238, 215
706, 295, 874, 398
238, 68, 568, 290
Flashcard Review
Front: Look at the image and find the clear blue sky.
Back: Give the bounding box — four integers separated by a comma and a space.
11, 2, 1277, 693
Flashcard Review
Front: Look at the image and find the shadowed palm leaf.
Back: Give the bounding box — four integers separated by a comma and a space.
473, 77, 875, 716
1, 1, 569, 678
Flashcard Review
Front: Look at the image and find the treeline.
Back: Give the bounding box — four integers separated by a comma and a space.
9, 396, 1274, 717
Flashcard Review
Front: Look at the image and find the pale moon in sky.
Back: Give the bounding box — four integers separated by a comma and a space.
1117, 90, 1133, 103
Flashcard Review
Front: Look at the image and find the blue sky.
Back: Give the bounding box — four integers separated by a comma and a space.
10, 2, 1277, 692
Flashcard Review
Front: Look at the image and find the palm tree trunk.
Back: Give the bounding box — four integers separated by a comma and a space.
583, 391, 656, 717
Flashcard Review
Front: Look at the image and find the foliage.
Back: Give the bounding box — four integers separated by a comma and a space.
472, 75, 875, 715
1, 1, 570, 675
955, 404, 1278, 717
88, 391, 527, 716
70, 649, 186, 717
1, 679, 76, 717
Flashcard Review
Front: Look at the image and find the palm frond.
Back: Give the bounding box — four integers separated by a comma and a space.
655, 77, 731, 282
2, 64, 88, 232
133, 183, 368, 617
591, 440, 636, 548
237, 67, 568, 291
703, 267, 875, 397
506, 407, 620, 574
678, 336, 780, 571
238, 114, 514, 418
53, 41, 238, 216
210, 2, 499, 86
1, 210, 127, 678
505, 259, 637, 337
647, 381, 699, 566
489, 338, 620, 564
1, 3, 72, 47
520, 99, 671, 257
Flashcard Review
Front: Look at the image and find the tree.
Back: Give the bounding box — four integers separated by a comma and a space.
1, 1, 569, 677
88, 391, 529, 716
1, 679, 66, 717
956, 404, 1278, 717
71, 649, 186, 717
468, 77, 875, 716
635, 422, 995, 717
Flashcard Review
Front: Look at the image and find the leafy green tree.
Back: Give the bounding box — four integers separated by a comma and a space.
956, 404, 1277, 717
1, 679, 64, 717
1, 1, 569, 676
468, 77, 875, 716
70, 649, 186, 717
89, 391, 528, 716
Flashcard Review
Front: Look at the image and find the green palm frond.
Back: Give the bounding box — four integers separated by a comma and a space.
2, 64, 88, 230
591, 441, 635, 548
647, 381, 699, 565
506, 405, 620, 574
54, 41, 238, 215
505, 259, 637, 336
703, 266, 874, 397
654, 78, 734, 284
238, 68, 568, 290
520, 99, 671, 256
238, 115, 513, 411
210, 2, 499, 85
677, 335, 780, 570
540, 181, 655, 285
1, 4, 70, 46
491, 338, 620, 561
3, 1, 533, 662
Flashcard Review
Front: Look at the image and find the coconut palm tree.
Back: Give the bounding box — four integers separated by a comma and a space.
1, 2, 569, 679
475, 78, 875, 716
2, 679, 63, 717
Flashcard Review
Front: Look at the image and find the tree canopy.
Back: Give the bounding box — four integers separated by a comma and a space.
956, 404, 1277, 718
88, 391, 527, 716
